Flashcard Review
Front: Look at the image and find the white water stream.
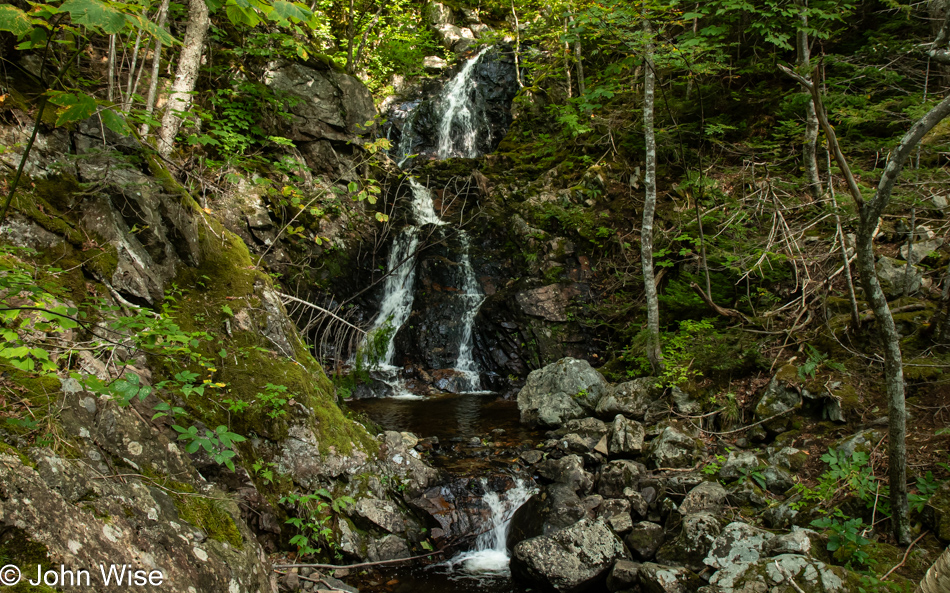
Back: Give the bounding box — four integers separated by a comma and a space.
447, 479, 535, 574
367, 49, 494, 395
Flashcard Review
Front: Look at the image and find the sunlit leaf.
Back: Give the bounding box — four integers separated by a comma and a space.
60, 0, 128, 34
0, 5, 33, 37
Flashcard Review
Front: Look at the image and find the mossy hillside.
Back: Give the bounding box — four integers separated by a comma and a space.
146, 158, 375, 457
169, 481, 243, 548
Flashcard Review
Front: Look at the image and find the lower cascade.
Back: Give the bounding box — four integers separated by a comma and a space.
448, 479, 536, 575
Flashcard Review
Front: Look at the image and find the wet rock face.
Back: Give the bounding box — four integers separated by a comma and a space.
511, 518, 627, 593
264, 60, 376, 177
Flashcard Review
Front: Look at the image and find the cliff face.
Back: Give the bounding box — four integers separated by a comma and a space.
0, 62, 443, 591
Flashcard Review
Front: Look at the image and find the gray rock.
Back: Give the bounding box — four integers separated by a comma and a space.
609, 414, 645, 455
352, 498, 406, 533
656, 512, 722, 571
598, 460, 643, 498
511, 518, 627, 592
638, 563, 703, 593
517, 358, 608, 427
899, 238, 943, 263
626, 521, 664, 560
876, 255, 922, 297
368, 534, 411, 561
932, 194, 948, 210
426, 2, 453, 25
703, 553, 854, 593
647, 425, 702, 469
626, 489, 650, 519
754, 374, 801, 434
671, 386, 701, 415
718, 451, 765, 481
607, 559, 641, 592
536, 454, 593, 492
703, 521, 775, 570
434, 23, 465, 49
595, 378, 659, 419
833, 429, 883, 459
422, 55, 448, 71
680, 481, 728, 515
765, 527, 822, 557
516, 284, 579, 322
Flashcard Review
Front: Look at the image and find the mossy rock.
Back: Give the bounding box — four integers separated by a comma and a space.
0, 528, 58, 593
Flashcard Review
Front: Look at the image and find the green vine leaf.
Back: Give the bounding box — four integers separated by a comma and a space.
59, 0, 128, 34
0, 5, 33, 37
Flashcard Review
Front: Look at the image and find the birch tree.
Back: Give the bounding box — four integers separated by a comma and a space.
780, 61, 950, 545
642, 17, 664, 373
157, 0, 210, 157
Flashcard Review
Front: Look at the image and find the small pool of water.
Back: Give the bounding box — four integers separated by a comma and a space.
343, 392, 543, 592
346, 392, 544, 474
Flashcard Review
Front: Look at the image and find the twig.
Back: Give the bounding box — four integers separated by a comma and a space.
774, 561, 807, 593
272, 570, 346, 592
275, 292, 366, 335
880, 530, 928, 580
695, 407, 796, 436
273, 550, 445, 570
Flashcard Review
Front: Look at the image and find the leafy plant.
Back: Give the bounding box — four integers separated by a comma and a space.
280, 489, 355, 558
811, 510, 873, 568
172, 424, 247, 472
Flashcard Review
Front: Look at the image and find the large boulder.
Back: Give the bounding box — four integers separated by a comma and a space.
703, 521, 775, 571
646, 425, 702, 469
595, 378, 659, 419
609, 414, 646, 456
876, 255, 922, 297
700, 554, 864, 593
753, 371, 802, 434
264, 61, 376, 176
655, 512, 722, 571
679, 481, 728, 515
518, 358, 609, 427
511, 518, 627, 592
638, 563, 704, 593
597, 460, 644, 498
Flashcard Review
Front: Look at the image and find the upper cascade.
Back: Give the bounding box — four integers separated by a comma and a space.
389, 45, 521, 167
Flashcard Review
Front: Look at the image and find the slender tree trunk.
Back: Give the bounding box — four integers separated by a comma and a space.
123, 24, 145, 111
511, 0, 523, 88
903, 207, 917, 298
780, 61, 950, 544
157, 0, 209, 157
141, 0, 170, 135
107, 34, 117, 103
573, 26, 585, 97
796, 0, 821, 201
642, 18, 664, 373
563, 18, 572, 99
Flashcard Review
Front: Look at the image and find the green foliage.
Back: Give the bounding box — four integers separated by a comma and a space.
798, 345, 846, 380
811, 510, 873, 568
172, 424, 247, 471
280, 489, 355, 559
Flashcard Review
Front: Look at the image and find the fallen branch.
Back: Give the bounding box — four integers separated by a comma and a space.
273, 570, 346, 592
881, 530, 928, 581
273, 550, 445, 571
689, 282, 750, 322
860, 303, 926, 323
275, 292, 366, 335
694, 407, 795, 436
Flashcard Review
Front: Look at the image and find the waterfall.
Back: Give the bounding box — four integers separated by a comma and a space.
365, 48, 500, 396
448, 479, 535, 574
436, 47, 492, 160
364, 180, 444, 397
454, 233, 486, 392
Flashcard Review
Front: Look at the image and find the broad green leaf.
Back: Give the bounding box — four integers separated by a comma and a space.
0, 5, 33, 37
49, 92, 97, 127
347, 181, 358, 193
269, 0, 311, 24
60, 0, 128, 34
100, 108, 132, 136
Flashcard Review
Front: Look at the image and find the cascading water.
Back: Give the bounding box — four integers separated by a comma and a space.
366, 179, 444, 398
447, 479, 535, 575
436, 47, 493, 159
454, 233, 486, 392
366, 49, 500, 395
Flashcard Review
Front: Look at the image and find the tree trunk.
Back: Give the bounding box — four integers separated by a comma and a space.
141, 0, 170, 135
780, 61, 950, 544
642, 18, 664, 374
917, 545, 950, 593
796, 0, 821, 201
157, 0, 209, 157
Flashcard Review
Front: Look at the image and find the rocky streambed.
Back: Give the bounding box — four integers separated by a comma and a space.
340, 356, 946, 593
